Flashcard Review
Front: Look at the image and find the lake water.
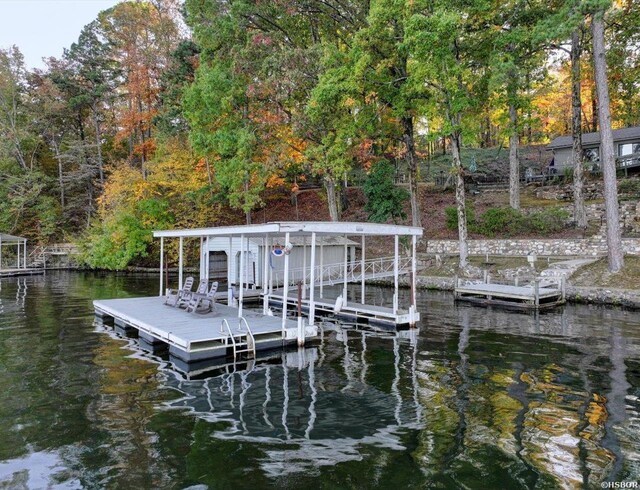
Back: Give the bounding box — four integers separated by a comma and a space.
0, 272, 639, 489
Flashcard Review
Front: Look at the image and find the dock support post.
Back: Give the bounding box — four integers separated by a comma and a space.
393, 235, 399, 314
302, 237, 307, 300
0, 236, 2, 270
297, 282, 304, 346
411, 235, 417, 327
282, 231, 291, 332
205, 236, 210, 281
159, 237, 164, 296
228, 236, 234, 306
309, 232, 316, 327
361, 235, 365, 305
342, 234, 348, 306
263, 234, 269, 314
23, 239, 27, 269
319, 242, 324, 299
199, 236, 204, 279
178, 236, 184, 290
239, 233, 245, 318
268, 236, 274, 296
16, 240, 20, 269
561, 276, 566, 302
534, 278, 540, 308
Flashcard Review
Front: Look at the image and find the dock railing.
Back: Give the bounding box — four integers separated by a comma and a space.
273, 255, 413, 289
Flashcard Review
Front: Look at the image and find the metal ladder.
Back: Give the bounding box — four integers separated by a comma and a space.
221, 317, 256, 360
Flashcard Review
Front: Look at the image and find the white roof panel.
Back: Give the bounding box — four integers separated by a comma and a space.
153, 221, 422, 238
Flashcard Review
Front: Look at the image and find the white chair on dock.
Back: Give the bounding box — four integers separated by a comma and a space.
164, 276, 195, 307
186, 281, 219, 314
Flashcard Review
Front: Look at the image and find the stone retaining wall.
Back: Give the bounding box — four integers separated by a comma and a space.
425, 238, 640, 256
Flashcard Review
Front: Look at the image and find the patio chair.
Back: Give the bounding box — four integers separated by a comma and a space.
186, 281, 219, 314
178, 278, 208, 308
164, 276, 194, 307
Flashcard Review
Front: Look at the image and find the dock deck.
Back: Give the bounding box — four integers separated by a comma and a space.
0, 268, 44, 278
93, 296, 316, 362
454, 281, 564, 310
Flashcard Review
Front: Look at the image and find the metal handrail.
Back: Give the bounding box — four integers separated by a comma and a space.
239, 317, 255, 358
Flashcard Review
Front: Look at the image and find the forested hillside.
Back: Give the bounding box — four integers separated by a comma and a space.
0, 0, 638, 269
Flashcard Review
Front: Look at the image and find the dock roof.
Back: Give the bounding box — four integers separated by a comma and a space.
0, 233, 26, 243
153, 221, 423, 238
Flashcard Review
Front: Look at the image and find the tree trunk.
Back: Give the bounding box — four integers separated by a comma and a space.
52, 139, 65, 208
508, 100, 520, 210
450, 129, 468, 268
571, 28, 588, 229
91, 105, 104, 185
591, 89, 598, 132
592, 11, 624, 272
324, 175, 340, 222
244, 177, 251, 225
401, 115, 422, 227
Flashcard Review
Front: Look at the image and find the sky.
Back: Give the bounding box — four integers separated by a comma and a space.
0, 0, 122, 69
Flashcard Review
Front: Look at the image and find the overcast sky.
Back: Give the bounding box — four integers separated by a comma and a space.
0, 0, 121, 69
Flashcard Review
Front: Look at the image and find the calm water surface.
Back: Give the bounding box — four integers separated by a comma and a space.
0, 272, 639, 489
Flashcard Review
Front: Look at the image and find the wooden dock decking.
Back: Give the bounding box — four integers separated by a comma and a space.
454, 280, 565, 310
93, 296, 316, 362
0, 268, 44, 278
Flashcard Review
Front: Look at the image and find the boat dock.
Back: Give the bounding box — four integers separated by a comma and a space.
94, 296, 313, 363
454, 278, 565, 310
0, 268, 44, 278
94, 221, 422, 368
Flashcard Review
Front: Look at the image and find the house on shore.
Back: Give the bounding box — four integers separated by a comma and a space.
547, 126, 640, 174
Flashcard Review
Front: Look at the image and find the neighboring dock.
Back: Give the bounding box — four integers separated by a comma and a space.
0, 268, 44, 278
454, 277, 565, 310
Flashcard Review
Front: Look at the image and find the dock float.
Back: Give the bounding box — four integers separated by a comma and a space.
454, 279, 565, 310
93, 296, 317, 363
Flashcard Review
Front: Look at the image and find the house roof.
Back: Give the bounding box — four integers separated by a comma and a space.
547, 126, 640, 150
154, 221, 423, 238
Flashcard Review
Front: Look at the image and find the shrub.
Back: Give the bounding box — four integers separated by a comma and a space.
445, 203, 475, 231
619, 178, 640, 196
478, 207, 525, 237
527, 207, 569, 234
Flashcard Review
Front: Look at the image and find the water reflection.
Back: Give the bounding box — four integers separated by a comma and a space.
0, 273, 639, 489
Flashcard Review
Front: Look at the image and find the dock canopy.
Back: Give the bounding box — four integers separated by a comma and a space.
153, 221, 423, 329
153, 221, 423, 239
0, 233, 28, 270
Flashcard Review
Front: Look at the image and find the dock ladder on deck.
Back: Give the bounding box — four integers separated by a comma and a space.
221, 317, 256, 360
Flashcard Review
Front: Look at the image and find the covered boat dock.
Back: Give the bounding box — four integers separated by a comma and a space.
0, 233, 42, 278
93, 221, 422, 365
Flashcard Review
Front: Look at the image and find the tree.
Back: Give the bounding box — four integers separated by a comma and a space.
363, 160, 409, 223
0, 46, 32, 171
350, 0, 427, 227
409, 1, 493, 267
570, 24, 588, 229
591, 4, 624, 272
